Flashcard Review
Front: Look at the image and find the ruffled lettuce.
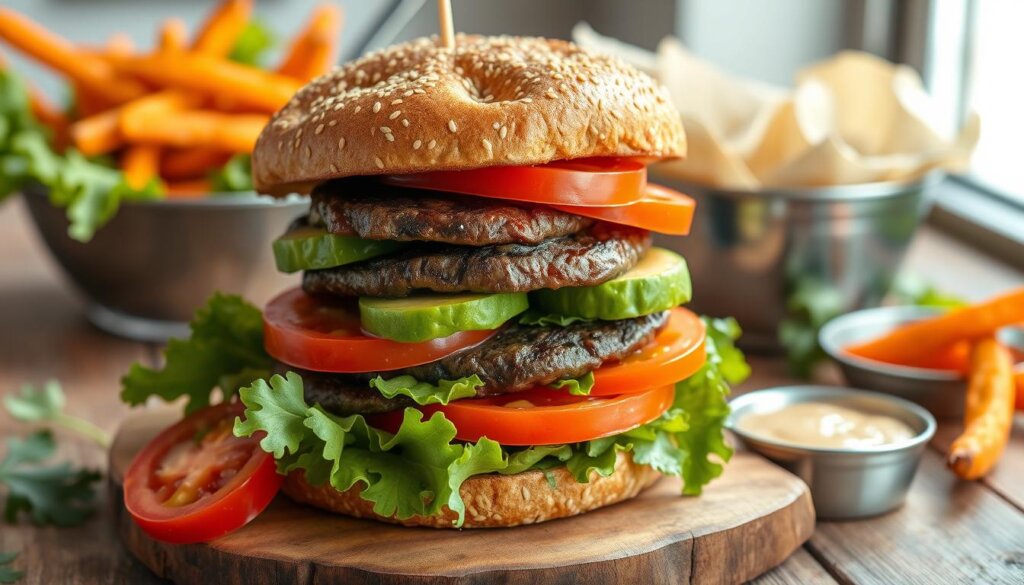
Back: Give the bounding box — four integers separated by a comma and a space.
517, 310, 593, 327
368, 374, 483, 406
547, 371, 595, 396
233, 316, 748, 526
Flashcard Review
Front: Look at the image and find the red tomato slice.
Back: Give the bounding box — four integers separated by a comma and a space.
264, 287, 495, 373
381, 157, 647, 207
551, 183, 696, 235
590, 307, 706, 396
372, 385, 675, 446
123, 402, 282, 544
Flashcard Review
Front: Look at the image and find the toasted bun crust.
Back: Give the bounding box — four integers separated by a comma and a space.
253, 35, 686, 195
282, 452, 659, 528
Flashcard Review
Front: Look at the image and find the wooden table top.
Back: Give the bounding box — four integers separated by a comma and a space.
0, 196, 1022, 584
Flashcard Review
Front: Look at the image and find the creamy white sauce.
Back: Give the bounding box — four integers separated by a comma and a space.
736, 402, 915, 449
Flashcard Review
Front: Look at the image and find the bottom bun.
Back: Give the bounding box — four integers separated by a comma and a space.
282, 452, 660, 528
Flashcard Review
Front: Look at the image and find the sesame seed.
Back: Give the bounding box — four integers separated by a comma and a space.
338, 137, 346, 150
521, 98, 533, 103
428, 139, 437, 149
374, 157, 384, 169
401, 119, 410, 127
492, 122, 500, 129
391, 99, 403, 105
380, 126, 392, 133
389, 110, 401, 120
304, 145, 311, 157
448, 120, 457, 133
329, 163, 339, 172
354, 105, 362, 113
384, 133, 394, 142
500, 126, 508, 139
413, 139, 422, 150
328, 120, 338, 126
373, 102, 382, 113
315, 124, 325, 135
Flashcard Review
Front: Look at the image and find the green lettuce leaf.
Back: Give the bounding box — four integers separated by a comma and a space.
548, 371, 595, 396
234, 373, 506, 526
368, 374, 483, 406
121, 294, 271, 413
518, 310, 593, 327
209, 154, 254, 193
228, 21, 276, 67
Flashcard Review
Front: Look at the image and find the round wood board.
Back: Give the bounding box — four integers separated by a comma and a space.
109, 410, 815, 585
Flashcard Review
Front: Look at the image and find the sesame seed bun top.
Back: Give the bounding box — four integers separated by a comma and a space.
252, 35, 686, 195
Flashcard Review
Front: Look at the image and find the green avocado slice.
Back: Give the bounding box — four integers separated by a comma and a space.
272, 225, 402, 273
532, 247, 691, 320
359, 292, 529, 342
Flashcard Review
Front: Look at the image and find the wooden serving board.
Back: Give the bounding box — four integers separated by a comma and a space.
109, 411, 815, 585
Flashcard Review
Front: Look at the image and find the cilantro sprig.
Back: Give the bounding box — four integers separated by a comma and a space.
0, 431, 101, 527
4, 381, 110, 448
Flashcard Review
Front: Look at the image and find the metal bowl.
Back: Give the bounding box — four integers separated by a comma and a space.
24, 187, 307, 341
727, 385, 936, 520
819, 305, 1024, 418
649, 171, 942, 352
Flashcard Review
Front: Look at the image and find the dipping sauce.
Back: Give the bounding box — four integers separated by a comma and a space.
736, 402, 915, 449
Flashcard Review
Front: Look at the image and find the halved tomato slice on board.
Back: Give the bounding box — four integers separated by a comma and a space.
371, 384, 675, 446
381, 157, 647, 207
590, 307, 706, 396
263, 287, 495, 373
123, 402, 282, 544
551, 183, 696, 235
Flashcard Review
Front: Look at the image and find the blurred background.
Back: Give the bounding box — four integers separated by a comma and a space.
6, 0, 1018, 265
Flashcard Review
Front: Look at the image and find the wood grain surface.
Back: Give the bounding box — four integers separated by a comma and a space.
2, 196, 1023, 585
108, 411, 815, 585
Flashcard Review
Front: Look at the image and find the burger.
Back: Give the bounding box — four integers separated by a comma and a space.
121, 34, 747, 541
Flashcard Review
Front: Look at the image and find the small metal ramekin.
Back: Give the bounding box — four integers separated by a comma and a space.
727, 385, 936, 520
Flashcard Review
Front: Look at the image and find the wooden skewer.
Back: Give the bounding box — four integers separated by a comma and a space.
437, 0, 454, 48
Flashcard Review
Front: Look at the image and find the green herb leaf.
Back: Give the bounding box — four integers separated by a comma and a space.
4, 381, 110, 448
228, 21, 276, 67
548, 371, 595, 396
0, 551, 22, 584
890, 274, 968, 309
121, 294, 271, 413
234, 373, 506, 526
0, 431, 101, 527
368, 374, 483, 406
518, 310, 593, 327
209, 154, 254, 193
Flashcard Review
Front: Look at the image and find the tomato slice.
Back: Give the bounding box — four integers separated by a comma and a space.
123, 402, 282, 544
590, 307, 706, 396
551, 183, 696, 235
381, 157, 647, 207
264, 287, 495, 373
372, 385, 674, 446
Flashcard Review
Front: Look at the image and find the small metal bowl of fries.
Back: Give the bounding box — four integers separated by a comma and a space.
0, 2, 344, 340
819, 296, 1024, 418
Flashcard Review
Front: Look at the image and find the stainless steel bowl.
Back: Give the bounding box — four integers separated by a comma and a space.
24, 187, 307, 341
819, 305, 1024, 418
727, 385, 936, 520
650, 171, 942, 352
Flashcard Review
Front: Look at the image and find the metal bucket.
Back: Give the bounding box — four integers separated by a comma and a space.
24, 188, 308, 341
651, 172, 943, 352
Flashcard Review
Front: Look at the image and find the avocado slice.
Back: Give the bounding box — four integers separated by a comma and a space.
532, 247, 691, 320
359, 292, 529, 342
272, 225, 402, 273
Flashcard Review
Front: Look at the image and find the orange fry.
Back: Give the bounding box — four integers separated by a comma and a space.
119, 90, 203, 132
278, 3, 343, 82
0, 8, 145, 104
192, 0, 253, 57
70, 109, 123, 156
110, 52, 300, 113
167, 179, 213, 198
948, 338, 1016, 480
847, 288, 1024, 367
158, 18, 189, 53
121, 110, 268, 152
122, 145, 163, 189
161, 148, 232, 181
